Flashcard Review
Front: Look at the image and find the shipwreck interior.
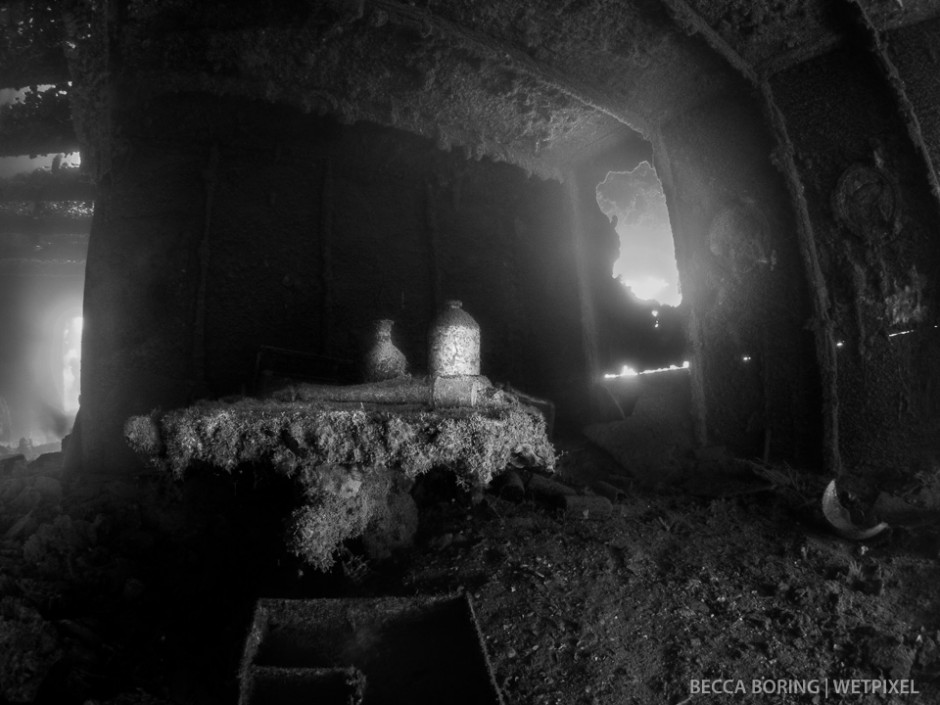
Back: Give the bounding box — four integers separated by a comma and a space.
2, 1, 940, 704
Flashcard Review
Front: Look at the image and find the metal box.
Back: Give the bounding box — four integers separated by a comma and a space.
239, 593, 505, 705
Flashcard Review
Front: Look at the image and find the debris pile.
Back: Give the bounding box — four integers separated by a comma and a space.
0, 444, 939, 704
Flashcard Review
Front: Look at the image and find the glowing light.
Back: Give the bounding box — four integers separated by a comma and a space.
606, 365, 639, 379
620, 275, 669, 302
0, 87, 82, 178
836, 341, 845, 348
888, 329, 914, 338
651, 310, 659, 318
0, 150, 82, 178
742, 355, 752, 363
604, 361, 690, 379
62, 316, 83, 413
598, 163, 682, 307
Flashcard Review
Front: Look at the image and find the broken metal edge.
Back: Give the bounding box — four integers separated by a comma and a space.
821, 479, 890, 541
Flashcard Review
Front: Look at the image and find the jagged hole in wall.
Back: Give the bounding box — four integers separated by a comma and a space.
0, 137, 86, 447
596, 162, 687, 378
0, 85, 81, 178
62, 315, 82, 414
596, 162, 681, 308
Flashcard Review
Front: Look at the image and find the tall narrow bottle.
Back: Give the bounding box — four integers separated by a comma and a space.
429, 300, 480, 377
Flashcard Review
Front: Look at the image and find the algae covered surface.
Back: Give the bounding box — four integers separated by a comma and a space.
127, 398, 554, 483
125, 397, 554, 569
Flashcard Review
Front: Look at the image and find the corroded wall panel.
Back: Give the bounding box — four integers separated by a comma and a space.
658, 96, 820, 463
770, 45, 940, 476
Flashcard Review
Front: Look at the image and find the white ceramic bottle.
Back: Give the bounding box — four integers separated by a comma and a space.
429, 300, 480, 377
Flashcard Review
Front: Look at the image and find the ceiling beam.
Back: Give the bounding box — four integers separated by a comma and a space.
368, 0, 649, 133
657, 0, 758, 85
845, 0, 940, 206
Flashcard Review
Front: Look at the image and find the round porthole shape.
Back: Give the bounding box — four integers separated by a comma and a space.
832, 163, 899, 243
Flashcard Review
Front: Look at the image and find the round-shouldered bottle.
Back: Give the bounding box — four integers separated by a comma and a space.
429, 300, 480, 377
364, 319, 408, 382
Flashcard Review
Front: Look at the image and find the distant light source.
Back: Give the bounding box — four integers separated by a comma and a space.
604, 360, 690, 379
0, 150, 82, 178
63, 316, 82, 413
888, 329, 914, 338
836, 341, 845, 348
596, 163, 681, 307
742, 355, 752, 363
620, 275, 669, 303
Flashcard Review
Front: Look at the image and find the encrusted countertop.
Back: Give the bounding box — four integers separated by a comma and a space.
124, 378, 554, 569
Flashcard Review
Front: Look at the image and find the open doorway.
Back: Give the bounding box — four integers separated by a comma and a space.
62, 314, 83, 414
595, 162, 686, 378
0, 145, 89, 455
597, 162, 680, 308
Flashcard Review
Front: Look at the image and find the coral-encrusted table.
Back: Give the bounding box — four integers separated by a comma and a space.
124, 377, 554, 570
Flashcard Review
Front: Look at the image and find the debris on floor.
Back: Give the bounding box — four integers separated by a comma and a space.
0, 442, 938, 704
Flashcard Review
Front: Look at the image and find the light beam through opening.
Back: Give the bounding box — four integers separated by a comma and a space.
596, 162, 681, 307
